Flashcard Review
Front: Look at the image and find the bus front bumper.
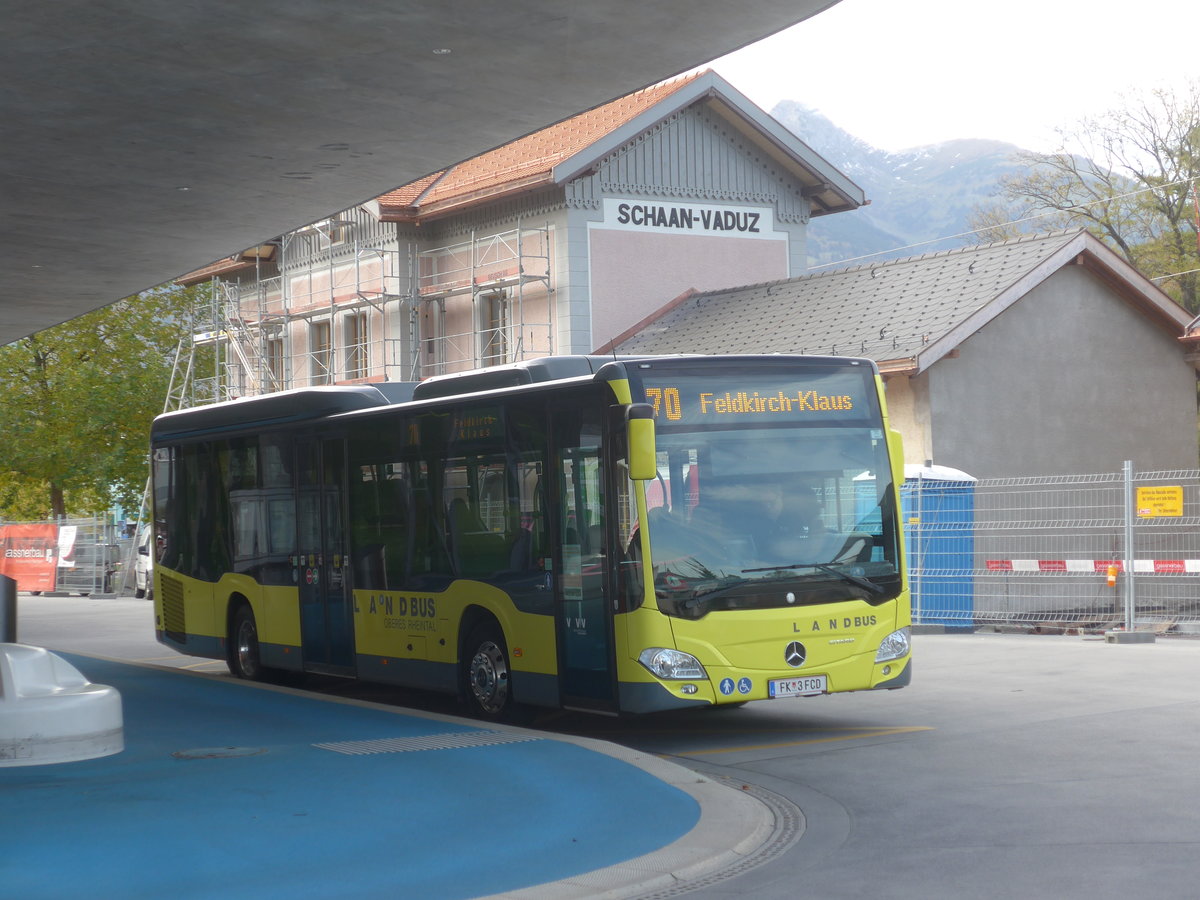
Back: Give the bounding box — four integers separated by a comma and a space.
618, 651, 912, 713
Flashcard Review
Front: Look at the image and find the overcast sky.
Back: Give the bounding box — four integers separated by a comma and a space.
707, 0, 1196, 153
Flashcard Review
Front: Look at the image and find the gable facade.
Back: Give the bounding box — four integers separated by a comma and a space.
908, 264, 1198, 475
563, 100, 816, 351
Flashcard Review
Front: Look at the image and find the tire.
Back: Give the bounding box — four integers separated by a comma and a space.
462, 622, 513, 720
228, 605, 263, 680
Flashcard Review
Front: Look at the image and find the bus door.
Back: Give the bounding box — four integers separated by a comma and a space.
296, 437, 355, 674
551, 402, 617, 711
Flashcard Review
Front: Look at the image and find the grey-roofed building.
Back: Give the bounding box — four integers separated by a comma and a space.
605, 229, 1199, 478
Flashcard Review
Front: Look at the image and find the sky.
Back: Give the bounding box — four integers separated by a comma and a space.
707, 0, 1197, 154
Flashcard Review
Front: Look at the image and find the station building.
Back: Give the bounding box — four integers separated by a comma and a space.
178, 74, 1198, 480
180, 69, 863, 398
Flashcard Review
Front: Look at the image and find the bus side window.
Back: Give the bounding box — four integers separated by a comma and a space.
604, 402, 642, 612
350, 462, 408, 591
409, 470, 449, 577
501, 459, 544, 575
445, 466, 511, 578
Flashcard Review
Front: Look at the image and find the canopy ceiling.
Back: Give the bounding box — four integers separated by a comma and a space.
1, 0, 840, 345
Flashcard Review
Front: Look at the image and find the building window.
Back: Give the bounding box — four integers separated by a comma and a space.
266, 337, 285, 391
311, 321, 332, 385
481, 291, 507, 367
345, 313, 368, 379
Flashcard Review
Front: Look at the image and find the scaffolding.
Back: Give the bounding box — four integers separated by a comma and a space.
415, 219, 554, 374
191, 216, 554, 397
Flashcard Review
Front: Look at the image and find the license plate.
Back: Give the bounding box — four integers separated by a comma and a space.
768, 674, 828, 698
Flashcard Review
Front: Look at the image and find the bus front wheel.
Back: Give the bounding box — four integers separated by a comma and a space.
229, 605, 263, 681
463, 622, 512, 720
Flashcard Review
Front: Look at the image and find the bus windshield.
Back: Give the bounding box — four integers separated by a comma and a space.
634, 363, 900, 617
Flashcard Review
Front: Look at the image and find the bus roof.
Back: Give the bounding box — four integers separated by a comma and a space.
411, 355, 625, 401
150, 354, 878, 444
151, 385, 397, 442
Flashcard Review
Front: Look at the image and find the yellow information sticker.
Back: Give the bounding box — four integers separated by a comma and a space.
1136, 486, 1183, 518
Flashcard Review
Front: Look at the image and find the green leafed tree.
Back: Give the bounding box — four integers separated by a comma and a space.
0, 284, 208, 520
969, 82, 1200, 312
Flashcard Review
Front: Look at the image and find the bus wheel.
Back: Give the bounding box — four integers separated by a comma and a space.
463, 623, 511, 720
229, 605, 263, 681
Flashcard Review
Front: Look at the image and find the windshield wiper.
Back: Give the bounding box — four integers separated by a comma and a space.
740, 561, 885, 596
678, 573, 751, 610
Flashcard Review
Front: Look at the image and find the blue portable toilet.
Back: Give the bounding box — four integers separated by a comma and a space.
901, 464, 976, 630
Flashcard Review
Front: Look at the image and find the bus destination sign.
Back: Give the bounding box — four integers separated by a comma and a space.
640, 371, 873, 427
451, 408, 500, 443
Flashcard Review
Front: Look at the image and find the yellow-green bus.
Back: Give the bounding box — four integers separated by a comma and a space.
150, 355, 910, 718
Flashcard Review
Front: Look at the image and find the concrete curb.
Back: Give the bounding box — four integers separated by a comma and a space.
481, 742, 775, 899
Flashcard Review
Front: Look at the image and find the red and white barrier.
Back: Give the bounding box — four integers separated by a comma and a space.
986, 559, 1200, 573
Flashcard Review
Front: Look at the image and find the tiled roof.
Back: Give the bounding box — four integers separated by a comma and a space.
610, 230, 1189, 373
378, 170, 445, 214
176, 253, 257, 285
377, 71, 708, 220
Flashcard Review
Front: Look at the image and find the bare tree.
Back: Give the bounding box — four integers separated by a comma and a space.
970, 82, 1200, 311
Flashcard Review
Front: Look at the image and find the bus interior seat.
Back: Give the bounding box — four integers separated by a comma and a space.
353, 543, 387, 589
447, 497, 484, 534
447, 497, 509, 577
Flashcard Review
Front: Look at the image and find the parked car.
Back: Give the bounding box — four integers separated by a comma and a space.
135, 524, 153, 599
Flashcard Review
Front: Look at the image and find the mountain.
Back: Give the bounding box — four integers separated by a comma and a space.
770, 101, 1030, 268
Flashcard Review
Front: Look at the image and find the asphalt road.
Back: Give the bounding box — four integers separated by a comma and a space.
539, 632, 1200, 899
15, 595, 1200, 899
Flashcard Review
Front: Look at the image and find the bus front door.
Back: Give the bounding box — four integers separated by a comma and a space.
553, 404, 617, 711
296, 438, 355, 674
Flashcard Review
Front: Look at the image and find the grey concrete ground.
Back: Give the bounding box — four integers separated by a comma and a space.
13, 592, 218, 672
648, 632, 1200, 899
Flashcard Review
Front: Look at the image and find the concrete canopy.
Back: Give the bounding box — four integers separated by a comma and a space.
1, 0, 840, 347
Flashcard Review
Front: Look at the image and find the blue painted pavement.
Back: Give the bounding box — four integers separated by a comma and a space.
1, 656, 699, 899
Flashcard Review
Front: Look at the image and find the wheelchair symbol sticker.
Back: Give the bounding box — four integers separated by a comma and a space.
719, 678, 736, 695
738, 677, 752, 694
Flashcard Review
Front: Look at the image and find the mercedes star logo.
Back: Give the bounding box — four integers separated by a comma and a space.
784, 641, 806, 668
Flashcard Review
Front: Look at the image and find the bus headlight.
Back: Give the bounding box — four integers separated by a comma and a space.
638, 648, 707, 680
875, 627, 911, 663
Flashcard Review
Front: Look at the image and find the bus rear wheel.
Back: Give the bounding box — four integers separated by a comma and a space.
463, 623, 512, 720
229, 605, 263, 681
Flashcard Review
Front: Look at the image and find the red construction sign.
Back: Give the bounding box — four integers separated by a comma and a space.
0, 523, 59, 592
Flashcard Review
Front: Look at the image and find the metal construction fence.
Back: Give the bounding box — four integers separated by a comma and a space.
9, 467, 1200, 629
904, 464, 1200, 633
0, 516, 127, 597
